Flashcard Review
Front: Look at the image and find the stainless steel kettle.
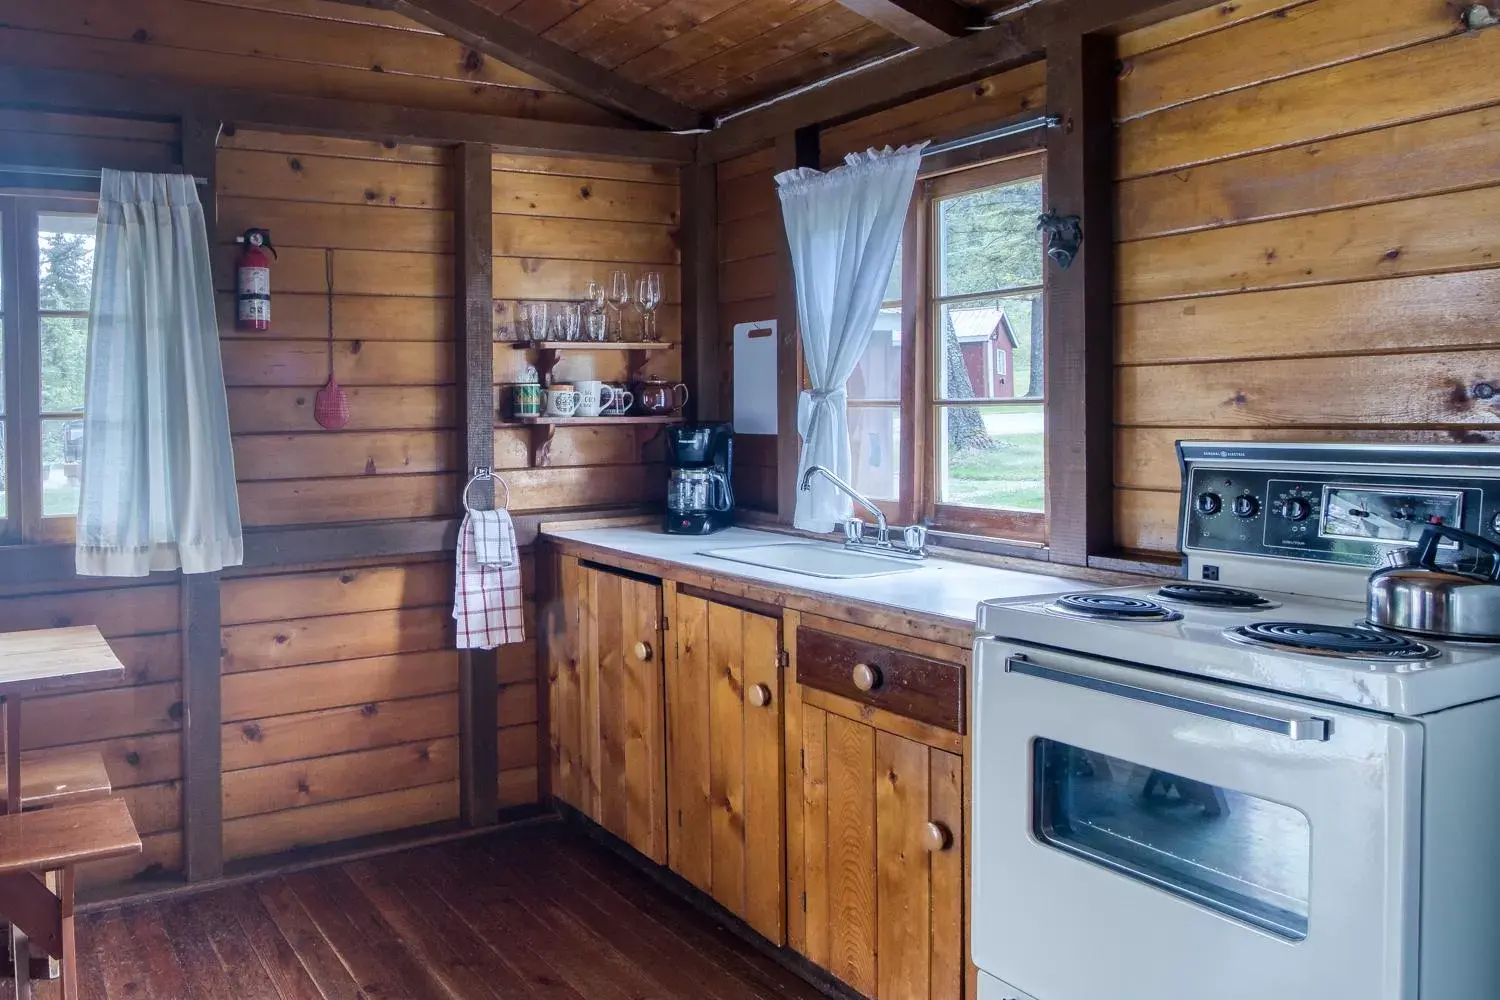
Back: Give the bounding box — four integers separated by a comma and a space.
1367, 523, 1500, 641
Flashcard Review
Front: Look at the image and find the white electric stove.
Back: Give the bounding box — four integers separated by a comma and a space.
971, 442, 1500, 1000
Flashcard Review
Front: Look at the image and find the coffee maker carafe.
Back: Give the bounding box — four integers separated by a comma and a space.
665, 423, 733, 534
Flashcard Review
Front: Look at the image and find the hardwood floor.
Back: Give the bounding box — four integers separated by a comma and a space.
7, 822, 829, 999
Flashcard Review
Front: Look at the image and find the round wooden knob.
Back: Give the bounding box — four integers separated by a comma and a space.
748, 683, 772, 708
922, 821, 952, 853
851, 662, 881, 692
634, 641, 652, 662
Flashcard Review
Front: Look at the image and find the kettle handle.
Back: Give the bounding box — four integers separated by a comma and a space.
1414, 523, 1500, 581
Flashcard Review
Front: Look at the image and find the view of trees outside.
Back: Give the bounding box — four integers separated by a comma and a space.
935, 176, 1045, 512
38, 213, 94, 517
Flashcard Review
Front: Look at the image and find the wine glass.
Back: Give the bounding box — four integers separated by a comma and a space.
636, 272, 663, 343
608, 270, 631, 342
585, 280, 608, 342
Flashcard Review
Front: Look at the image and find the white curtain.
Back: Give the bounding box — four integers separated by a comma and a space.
76, 169, 243, 576
776, 145, 924, 531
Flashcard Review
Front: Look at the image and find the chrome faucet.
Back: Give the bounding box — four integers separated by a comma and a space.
798, 465, 926, 558
800, 464, 890, 545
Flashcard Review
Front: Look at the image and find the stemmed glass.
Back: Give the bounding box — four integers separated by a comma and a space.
636, 272, 663, 343
608, 270, 631, 342
585, 280, 608, 342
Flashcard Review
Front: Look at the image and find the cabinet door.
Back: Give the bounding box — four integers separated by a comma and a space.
795, 704, 964, 1000
548, 557, 668, 863
666, 591, 785, 943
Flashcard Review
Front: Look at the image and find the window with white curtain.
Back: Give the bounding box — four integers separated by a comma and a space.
0, 192, 96, 543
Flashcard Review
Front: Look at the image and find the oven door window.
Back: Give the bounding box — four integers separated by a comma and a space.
1033, 740, 1312, 941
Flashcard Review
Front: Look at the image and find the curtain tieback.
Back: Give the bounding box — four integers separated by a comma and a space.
797, 386, 848, 436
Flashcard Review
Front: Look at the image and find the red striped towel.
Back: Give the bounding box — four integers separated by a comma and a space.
453, 510, 524, 649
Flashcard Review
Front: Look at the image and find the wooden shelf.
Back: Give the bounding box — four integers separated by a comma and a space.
506, 340, 676, 386
507, 341, 675, 352
499, 415, 680, 427
495, 415, 678, 468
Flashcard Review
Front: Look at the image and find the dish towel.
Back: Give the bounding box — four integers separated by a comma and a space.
453, 509, 525, 649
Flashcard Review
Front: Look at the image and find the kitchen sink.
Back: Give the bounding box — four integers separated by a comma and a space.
699, 542, 923, 579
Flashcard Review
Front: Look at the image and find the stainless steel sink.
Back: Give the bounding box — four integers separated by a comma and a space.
699, 542, 922, 579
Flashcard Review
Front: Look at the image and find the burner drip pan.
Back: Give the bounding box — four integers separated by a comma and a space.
1051, 593, 1183, 622
1225, 621, 1441, 660
1158, 583, 1275, 609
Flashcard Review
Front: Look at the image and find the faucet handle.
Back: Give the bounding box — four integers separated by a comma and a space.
902, 524, 928, 554
843, 518, 865, 545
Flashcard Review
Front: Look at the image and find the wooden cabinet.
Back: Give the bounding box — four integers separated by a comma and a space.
787, 614, 967, 1000
665, 588, 786, 944
547, 556, 668, 863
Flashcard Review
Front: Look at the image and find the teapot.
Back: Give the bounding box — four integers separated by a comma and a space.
631, 377, 689, 415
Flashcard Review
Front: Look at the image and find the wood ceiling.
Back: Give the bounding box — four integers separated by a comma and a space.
469, 0, 1008, 116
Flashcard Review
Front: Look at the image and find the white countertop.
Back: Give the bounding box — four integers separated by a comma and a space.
541, 525, 1087, 628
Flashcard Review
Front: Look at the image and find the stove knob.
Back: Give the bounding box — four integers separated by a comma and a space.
1194, 491, 1222, 516
1280, 497, 1312, 522
1232, 495, 1261, 519
1492, 512, 1500, 536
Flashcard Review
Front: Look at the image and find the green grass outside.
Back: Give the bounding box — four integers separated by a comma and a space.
945, 432, 1045, 511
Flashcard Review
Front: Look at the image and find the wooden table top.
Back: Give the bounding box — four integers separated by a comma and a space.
0, 626, 124, 698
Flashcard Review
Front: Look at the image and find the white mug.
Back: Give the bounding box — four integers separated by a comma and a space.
544, 387, 580, 417
603, 386, 633, 416
575, 379, 609, 417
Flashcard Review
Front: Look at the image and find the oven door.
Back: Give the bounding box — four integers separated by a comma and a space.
971, 638, 1423, 1000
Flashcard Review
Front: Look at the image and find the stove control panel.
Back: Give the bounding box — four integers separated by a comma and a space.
1182, 460, 1497, 568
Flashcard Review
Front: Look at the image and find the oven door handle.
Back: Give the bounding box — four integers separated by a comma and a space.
1004, 654, 1332, 741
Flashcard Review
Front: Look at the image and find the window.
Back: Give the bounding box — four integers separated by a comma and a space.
0, 194, 97, 544
852, 153, 1048, 543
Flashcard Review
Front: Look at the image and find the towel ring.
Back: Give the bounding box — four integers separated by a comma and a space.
462, 467, 509, 513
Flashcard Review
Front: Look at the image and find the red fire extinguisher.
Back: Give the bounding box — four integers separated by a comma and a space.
234, 228, 276, 331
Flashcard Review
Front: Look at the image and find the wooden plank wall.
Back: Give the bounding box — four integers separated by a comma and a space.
492, 152, 682, 510
716, 146, 781, 513
0, 0, 622, 125
215, 128, 460, 526
1113, 0, 1500, 554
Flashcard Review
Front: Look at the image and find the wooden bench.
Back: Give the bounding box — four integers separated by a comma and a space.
0, 751, 112, 811
0, 797, 141, 999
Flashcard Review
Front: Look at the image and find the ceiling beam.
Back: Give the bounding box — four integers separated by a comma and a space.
0, 65, 697, 164
701, 0, 1225, 161
334, 0, 705, 132
837, 0, 982, 46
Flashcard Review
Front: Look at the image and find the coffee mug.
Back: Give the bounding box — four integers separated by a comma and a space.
510, 382, 541, 418
602, 385, 634, 416
544, 386, 581, 417
575, 379, 611, 417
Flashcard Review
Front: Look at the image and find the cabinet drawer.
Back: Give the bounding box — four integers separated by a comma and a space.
796, 628, 964, 733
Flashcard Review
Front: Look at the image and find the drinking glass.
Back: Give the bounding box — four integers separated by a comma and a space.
636, 272, 663, 343
523, 300, 549, 342
608, 270, 631, 342
585, 280, 608, 342
554, 302, 582, 343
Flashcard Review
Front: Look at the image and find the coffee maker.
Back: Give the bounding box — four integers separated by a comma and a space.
665, 423, 734, 534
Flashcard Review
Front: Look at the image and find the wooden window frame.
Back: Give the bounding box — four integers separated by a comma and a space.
860, 151, 1050, 545
0, 191, 97, 546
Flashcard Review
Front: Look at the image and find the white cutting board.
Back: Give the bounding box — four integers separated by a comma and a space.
732, 319, 778, 434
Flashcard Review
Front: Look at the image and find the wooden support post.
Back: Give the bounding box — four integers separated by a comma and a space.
774, 127, 820, 524
680, 161, 720, 422
454, 142, 500, 827
1043, 34, 1116, 565
180, 115, 225, 883
180, 572, 223, 882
